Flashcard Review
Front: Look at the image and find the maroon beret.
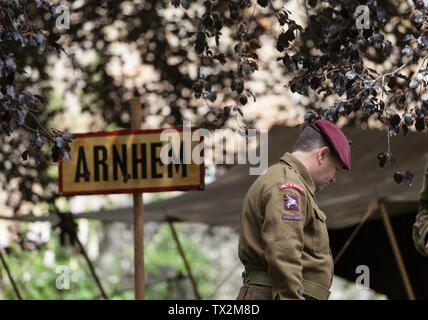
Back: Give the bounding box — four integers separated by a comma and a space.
310, 119, 351, 170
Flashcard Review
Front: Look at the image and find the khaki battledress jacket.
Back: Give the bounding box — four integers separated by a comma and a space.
413, 161, 428, 257
238, 153, 334, 300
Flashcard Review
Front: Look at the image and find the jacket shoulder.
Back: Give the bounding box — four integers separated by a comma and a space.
257, 163, 287, 188
256, 163, 307, 196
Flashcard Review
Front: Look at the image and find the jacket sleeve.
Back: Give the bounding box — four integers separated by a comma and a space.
413, 161, 428, 257
260, 185, 308, 300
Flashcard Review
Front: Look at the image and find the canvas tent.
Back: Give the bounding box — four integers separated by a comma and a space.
2, 125, 428, 299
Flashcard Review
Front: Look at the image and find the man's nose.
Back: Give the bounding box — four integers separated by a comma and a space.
330, 176, 336, 183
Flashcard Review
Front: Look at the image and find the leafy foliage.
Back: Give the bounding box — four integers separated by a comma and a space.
0, 0, 72, 154
0, 0, 72, 215
168, 0, 428, 186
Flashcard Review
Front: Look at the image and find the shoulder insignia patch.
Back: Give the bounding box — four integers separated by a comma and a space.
284, 193, 299, 211
280, 182, 305, 194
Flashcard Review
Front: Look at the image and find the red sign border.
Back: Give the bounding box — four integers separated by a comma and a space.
58, 128, 205, 196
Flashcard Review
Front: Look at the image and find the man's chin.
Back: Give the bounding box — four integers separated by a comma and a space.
316, 184, 328, 192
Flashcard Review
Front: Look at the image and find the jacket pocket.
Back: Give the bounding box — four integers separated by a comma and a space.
312, 208, 330, 253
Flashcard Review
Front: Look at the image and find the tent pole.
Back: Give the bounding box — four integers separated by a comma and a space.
0, 248, 23, 300
167, 220, 202, 300
75, 236, 109, 300
378, 199, 415, 300
334, 198, 377, 265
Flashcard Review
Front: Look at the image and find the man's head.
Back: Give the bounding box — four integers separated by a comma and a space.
292, 120, 351, 192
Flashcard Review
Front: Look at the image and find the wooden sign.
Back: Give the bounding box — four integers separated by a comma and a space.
58, 129, 204, 196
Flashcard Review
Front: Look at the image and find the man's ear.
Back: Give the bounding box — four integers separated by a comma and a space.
320, 147, 330, 160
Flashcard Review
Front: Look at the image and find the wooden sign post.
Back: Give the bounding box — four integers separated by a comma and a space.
58, 99, 204, 300
131, 98, 145, 300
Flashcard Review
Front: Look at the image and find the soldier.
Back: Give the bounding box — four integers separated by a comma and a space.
413, 160, 428, 257
236, 119, 351, 300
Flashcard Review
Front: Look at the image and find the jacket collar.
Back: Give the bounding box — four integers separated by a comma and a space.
279, 152, 316, 197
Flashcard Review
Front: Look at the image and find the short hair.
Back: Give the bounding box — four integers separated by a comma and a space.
292, 125, 329, 152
